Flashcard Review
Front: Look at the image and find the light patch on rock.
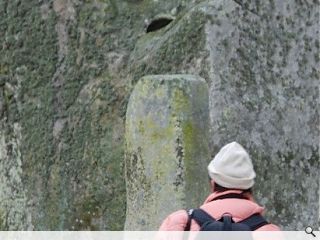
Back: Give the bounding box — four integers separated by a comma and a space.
0, 123, 28, 230
53, 118, 67, 139
40, 3, 50, 20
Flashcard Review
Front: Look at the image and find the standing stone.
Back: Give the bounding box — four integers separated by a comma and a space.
125, 75, 210, 230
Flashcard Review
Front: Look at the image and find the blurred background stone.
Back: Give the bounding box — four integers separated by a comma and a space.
0, 0, 318, 230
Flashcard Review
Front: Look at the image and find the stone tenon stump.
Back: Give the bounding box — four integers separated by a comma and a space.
125, 75, 210, 230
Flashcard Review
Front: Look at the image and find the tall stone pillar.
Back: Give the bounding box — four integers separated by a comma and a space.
125, 74, 210, 230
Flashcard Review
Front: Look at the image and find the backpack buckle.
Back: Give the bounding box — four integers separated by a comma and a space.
187, 209, 194, 216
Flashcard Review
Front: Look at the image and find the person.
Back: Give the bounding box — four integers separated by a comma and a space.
159, 141, 280, 231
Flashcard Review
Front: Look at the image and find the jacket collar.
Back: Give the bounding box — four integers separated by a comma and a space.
203, 189, 255, 204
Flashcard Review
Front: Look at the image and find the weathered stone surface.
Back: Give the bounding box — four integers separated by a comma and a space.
129, 0, 319, 230
125, 75, 210, 230
0, 0, 194, 230
0, 0, 318, 230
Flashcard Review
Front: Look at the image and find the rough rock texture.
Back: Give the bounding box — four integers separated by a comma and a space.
0, 0, 194, 230
0, 0, 318, 230
128, 0, 319, 230
125, 75, 210, 230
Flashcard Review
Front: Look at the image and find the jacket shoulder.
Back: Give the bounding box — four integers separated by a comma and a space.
159, 210, 189, 231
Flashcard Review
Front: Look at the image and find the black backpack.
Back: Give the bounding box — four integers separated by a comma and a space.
184, 193, 269, 231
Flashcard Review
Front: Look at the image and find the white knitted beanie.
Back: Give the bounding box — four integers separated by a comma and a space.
208, 142, 256, 189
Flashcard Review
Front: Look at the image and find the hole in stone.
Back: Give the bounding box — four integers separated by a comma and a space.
146, 15, 174, 33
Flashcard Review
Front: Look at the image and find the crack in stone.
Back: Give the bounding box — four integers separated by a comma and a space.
232, 0, 260, 17
173, 118, 185, 189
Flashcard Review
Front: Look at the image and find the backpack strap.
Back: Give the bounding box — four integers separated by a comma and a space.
185, 210, 269, 231
185, 208, 216, 230
185, 193, 268, 231
238, 213, 269, 230
184, 209, 193, 231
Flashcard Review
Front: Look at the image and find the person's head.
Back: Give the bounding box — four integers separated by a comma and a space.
207, 142, 256, 193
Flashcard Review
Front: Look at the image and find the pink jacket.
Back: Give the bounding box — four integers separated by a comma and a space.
159, 190, 280, 231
